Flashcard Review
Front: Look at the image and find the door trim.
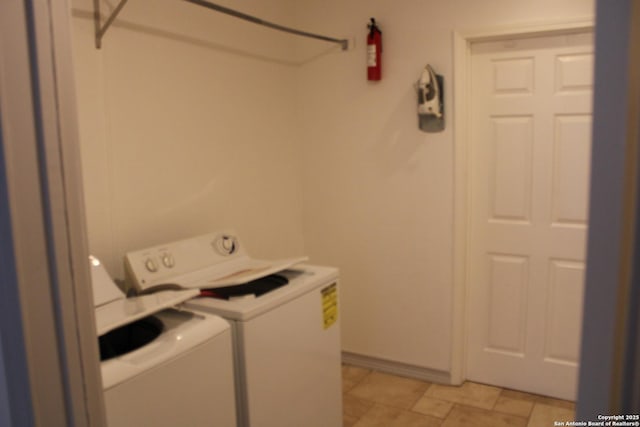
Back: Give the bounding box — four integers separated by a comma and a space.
450, 19, 594, 385
0, 0, 105, 424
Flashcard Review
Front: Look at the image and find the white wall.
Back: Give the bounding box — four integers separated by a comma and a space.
71, 0, 594, 375
295, 0, 594, 372
71, 0, 306, 278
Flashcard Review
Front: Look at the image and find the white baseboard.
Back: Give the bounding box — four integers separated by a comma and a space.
342, 352, 452, 385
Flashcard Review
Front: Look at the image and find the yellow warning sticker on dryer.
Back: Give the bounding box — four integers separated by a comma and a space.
321, 283, 338, 329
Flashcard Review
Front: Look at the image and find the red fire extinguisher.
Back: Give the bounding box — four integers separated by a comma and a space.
367, 18, 382, 81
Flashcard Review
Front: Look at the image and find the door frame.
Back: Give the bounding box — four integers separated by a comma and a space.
0, 0, 105, 425
450, 19, 594, 386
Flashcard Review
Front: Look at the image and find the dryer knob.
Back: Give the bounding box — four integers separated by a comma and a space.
145, 258, 158, 273
161, 253, 175, 268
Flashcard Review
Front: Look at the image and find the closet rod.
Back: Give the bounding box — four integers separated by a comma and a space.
94, 0, 349, 50
183, 0, 349, 50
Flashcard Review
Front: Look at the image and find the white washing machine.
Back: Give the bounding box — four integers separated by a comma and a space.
124, 231, 342, 427
90, 256, 237, 427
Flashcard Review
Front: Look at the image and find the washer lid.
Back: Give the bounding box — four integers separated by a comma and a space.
90, 256, 124, 307
90, 256, 198, 336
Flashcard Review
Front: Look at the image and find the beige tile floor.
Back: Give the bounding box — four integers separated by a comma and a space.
342, 365, 576, 427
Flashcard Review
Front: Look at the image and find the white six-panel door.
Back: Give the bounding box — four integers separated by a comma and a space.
466, 32, 593, 400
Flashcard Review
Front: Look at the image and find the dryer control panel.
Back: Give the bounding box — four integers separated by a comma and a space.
124, 231, 307, 293
125, 231, 246, 290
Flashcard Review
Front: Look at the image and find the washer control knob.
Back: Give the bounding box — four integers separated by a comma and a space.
145, 258, 158, 273
161, 253, 175, 268
212, 234, 238, 256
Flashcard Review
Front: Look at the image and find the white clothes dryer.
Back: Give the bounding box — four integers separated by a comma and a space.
124, 231, 342, 427
90, 256, 237, 427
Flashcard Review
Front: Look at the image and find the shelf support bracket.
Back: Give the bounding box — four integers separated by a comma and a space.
94, 0, 130, 49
